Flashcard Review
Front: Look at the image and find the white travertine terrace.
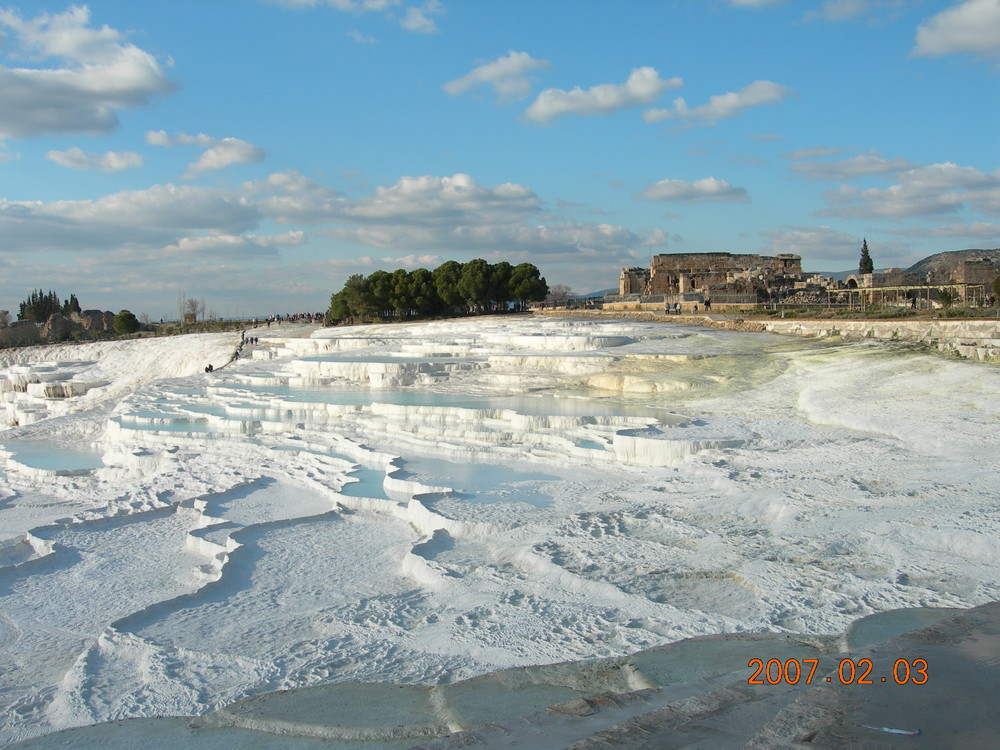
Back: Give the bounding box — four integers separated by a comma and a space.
1, 316, 998, 747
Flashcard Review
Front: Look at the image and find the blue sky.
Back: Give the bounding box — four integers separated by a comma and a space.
1, 0, 999, 320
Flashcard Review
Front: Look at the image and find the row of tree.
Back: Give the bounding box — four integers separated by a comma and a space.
326, 260, 548, 324
8, 289, 141, 336
17, 289, 82, 323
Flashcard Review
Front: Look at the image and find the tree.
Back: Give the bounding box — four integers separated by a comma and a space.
433, 260, 465, 313
859, 238, 874, 275
458, 258, 491, 312
390, 268, 413, 318
18, 289, 61, 322
488, 261, 514, 311
184, 297, 203, 322
366, 270, 394, 318
112, 309, 141, 335
991, 275, 1000, 303
61, 294, 81, 316
546, 284, 574, 307
509, 263, 548, 311
0, 310, 9, 328
937, 288, 955, 308
407, 267, 440, 316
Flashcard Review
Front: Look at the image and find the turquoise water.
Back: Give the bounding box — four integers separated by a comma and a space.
399, 457, 556, 507
340, 467, 390, 499
2, 440, 104, 471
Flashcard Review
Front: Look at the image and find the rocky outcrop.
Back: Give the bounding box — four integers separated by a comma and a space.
0, 321, 42, 347
37, 310, 115, 342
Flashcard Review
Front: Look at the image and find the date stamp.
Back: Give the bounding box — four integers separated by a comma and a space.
747, 657, 928, 685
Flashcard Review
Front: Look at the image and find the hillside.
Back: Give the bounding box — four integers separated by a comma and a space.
905, 247, 1000, 279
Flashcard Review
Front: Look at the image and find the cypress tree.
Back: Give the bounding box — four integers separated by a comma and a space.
859, 239, 874, 275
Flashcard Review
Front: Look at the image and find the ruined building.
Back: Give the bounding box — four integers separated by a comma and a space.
619, 252, 803, 296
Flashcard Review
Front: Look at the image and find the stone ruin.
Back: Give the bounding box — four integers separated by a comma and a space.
0, 310, 116, 347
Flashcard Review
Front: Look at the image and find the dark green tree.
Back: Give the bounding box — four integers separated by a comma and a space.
433, 260, 465, 313
859, 238, 874, 275
488, 261, 514, 311
18, 289, 61, 322
390, 268, 414, 318
112, 309, 140, 335
61, 294, 81, 316
407, 268, 440, 316
366, 270, 394, 319
458, 258, 492, 312
509, 263, 548, 311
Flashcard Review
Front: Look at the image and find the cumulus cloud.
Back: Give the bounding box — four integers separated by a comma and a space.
0, 6, 175, 139
277, 173, 644, 257
523, 67, 682, 123
644, 80, 795, 125
146, 131, 265, 178
637, 177, 749, 203
45, 146, 143, 172
817, 162, 1000, 218
444, 51, 552, 103
334, 173, 541, 225
789, 154, 918, 180
913, 0, 1000, 63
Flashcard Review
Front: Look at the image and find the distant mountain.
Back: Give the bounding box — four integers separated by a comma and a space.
811, 248, 1000, 281
904, 248, 1000, 279
575, 287, 618, 298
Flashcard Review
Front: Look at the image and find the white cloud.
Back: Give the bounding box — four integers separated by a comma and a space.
758, 225, 860, 260
644, 80, 795, 125
267, 0, 399, 11
817, 163, 1000, 218
913, 0, 1000, 62
379, 253, 442, 267
780, 146, 851, 159
335, 173, 540, 225
790, 154, 918, 180
444, 51, 552, 103
400, 0, 443, 33
803, 0, 905, 23
46, 146, 143, 172
347, 29, 377, 43
278, 173, 644, 257
0, 6, 174, 138
888, 221, 1000, 239
266, 0, 442, 35
160, 231, 305, 258
637, 177, 750, 203
523, 67, 681, 123
0, 184, 263, 255
146, 131, 265, 178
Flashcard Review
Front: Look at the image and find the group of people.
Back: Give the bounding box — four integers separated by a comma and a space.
205, 329, 262, 373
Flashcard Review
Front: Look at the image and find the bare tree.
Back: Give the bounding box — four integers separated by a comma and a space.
0, 310, 9, 328
185, 297, 203, 322
546, 284, 574, 307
